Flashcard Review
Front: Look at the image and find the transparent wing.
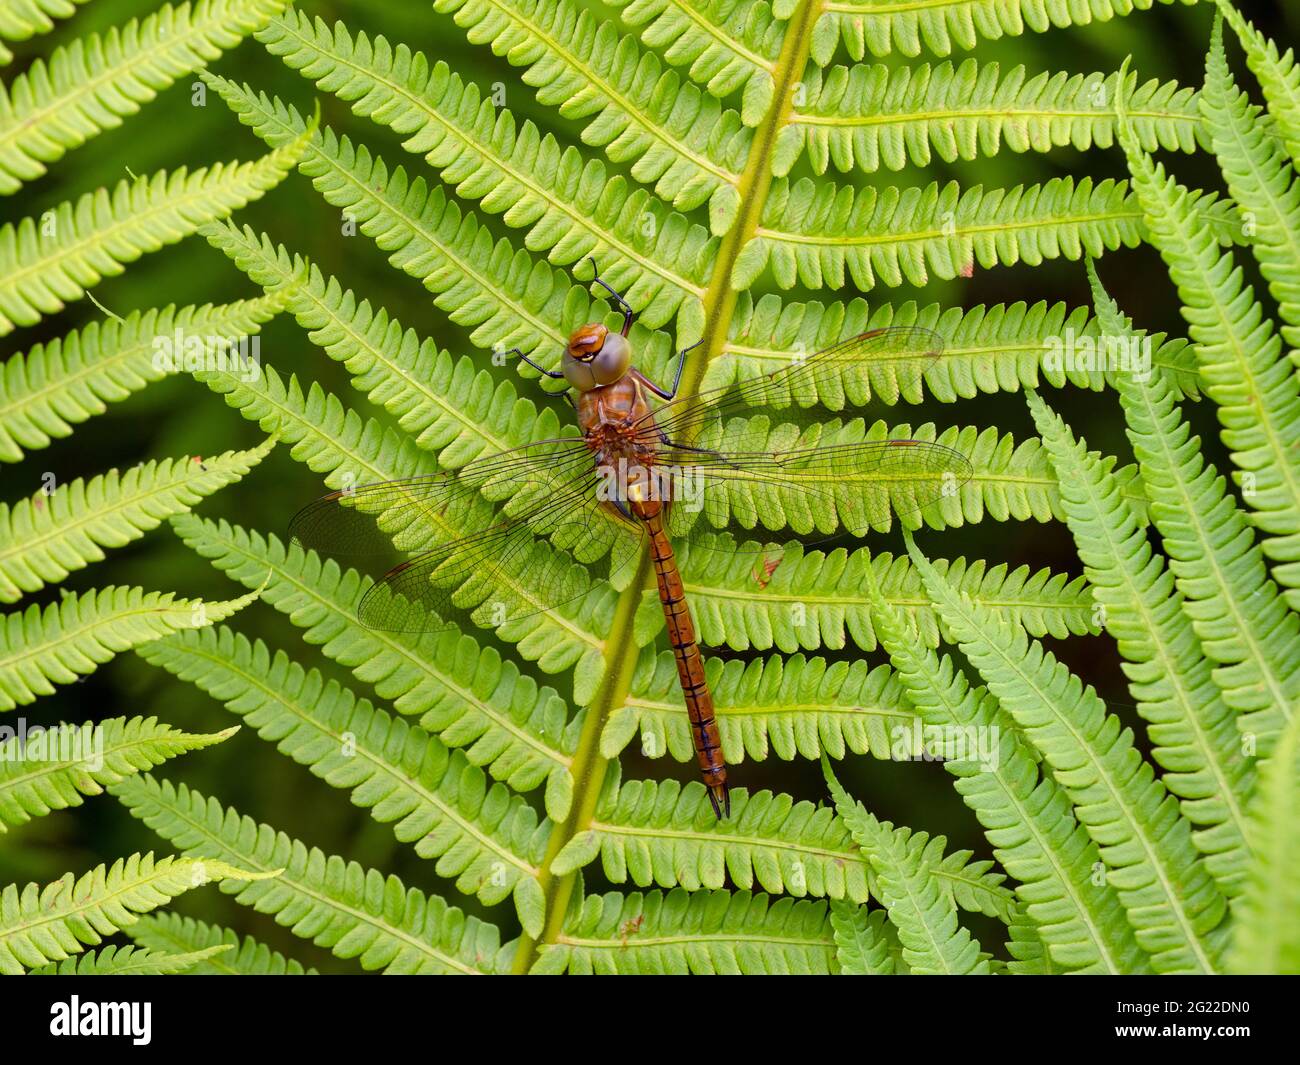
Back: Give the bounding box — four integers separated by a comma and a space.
620, 326, 961, 551
657, 435, 972, 550
639, 326, 943, 446
288, 438, 642, 632
288, 438, 596, 559
357, 479, 645, 632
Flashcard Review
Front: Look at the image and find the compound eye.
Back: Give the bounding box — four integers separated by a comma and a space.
562, 350, 597, 391
593, 333, 630, 384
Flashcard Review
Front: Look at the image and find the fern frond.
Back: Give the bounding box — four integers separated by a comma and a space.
1215, 0, 1300, 168
861, 557, 1148, 973
429, 0, 748, 231
779, 63, 1200, 176
686, 418, 1102, 538
1229, 711, 1300, 974
0, 296, 283, 463
552, 774, 867, 901
715, 291, 1200, 403
683, 416, 972, 534
534, 888, 837, 974
112, 774, 508, 974
1092, 264, 1300, 756
907, 537, 1227, 973
611, 650, 914, 765
809, 0, 1194, 63
828, 899, 895, 974
0, 0, 95, 65
182, 358, 615, 701
617, 0, 784, 125
0, 140, 306, 335
0, 0, 290, 193
1027, 389, 1251, 897
261, 9, 745, 239
0, 716, 235, 831
0, 440, 272, 602
1117, 84, 1300, 602
197, 78, 598, 366
0, 584, 257, 711
1006, 909, 1060, 974
824, 761, 990, 974
647, 540, 1095, 654
1201, 16, 1300, 368
0, 851, 273, 974
203, 73, 710, 338
734, 175, 1239, 292
194, 355, 429, 487
139, 624, 551, 936
202, 220, 595, 461
203, 71, 706, 345
168, 513, 581, 821
553, 770, 1017, 920
27, 942, 232, 975
125, 911, 315, 974
676, 419, 1148, 539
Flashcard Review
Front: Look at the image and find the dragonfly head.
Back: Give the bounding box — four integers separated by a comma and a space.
563, 324, 631, 391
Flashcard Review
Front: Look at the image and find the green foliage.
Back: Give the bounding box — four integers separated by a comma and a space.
111, 773, 512, 974
27, 942, 234, 975
167, 512, 583, 818
124, 911, 316, 974
0, 440, 273, 600
777, 64, 1202, 176
0, 1, 95, 65
260, 9, 747, 232
859, 547, 1147, 972
825, 759, 991, 974
534, 886, 838, 974
712, 291, 1200, 403
1027, 387, 1251, 896
3, 0, 1297, 977
0, 296, 283, 462
608, 649, 916, 765
0, 852, 274, 974
0, 584, 259, 710
1117, 52, 1300, 627
0, 136, 308, 334
829, 898, 896, 974
1230, 712, 1300, 974
809, 0, 1195, 63
0, 0, 291, 192
618, 0, 784, 125
138, 624, 551, 935
1214, 0, 1300, 167
0, 716, 236, 831
905, 532, 1228, 973
643, 541, 1096, 655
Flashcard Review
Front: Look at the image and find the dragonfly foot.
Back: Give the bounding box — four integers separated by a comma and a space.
706, 782, 731, 821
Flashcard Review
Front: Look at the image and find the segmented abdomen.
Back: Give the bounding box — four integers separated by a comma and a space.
640, 507, 730, 819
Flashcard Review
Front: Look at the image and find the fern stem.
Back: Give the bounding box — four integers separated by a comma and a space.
509, 0, 824, 974
514, 550, 651, 971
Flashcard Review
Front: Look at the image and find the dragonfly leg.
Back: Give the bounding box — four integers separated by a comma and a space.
582, 257, 636, 337
638, 339, 701, 401
507, 346, 566, 379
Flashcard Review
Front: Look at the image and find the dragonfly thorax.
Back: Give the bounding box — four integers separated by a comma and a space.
563, 324, 631, 391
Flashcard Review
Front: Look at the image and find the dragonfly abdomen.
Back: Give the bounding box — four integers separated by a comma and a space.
640, 506, 730, 819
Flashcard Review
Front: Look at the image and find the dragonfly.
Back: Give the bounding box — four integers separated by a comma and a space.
289, 263, 972, 819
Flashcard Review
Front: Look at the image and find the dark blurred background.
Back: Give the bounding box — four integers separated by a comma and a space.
1, 0, 1293, 970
